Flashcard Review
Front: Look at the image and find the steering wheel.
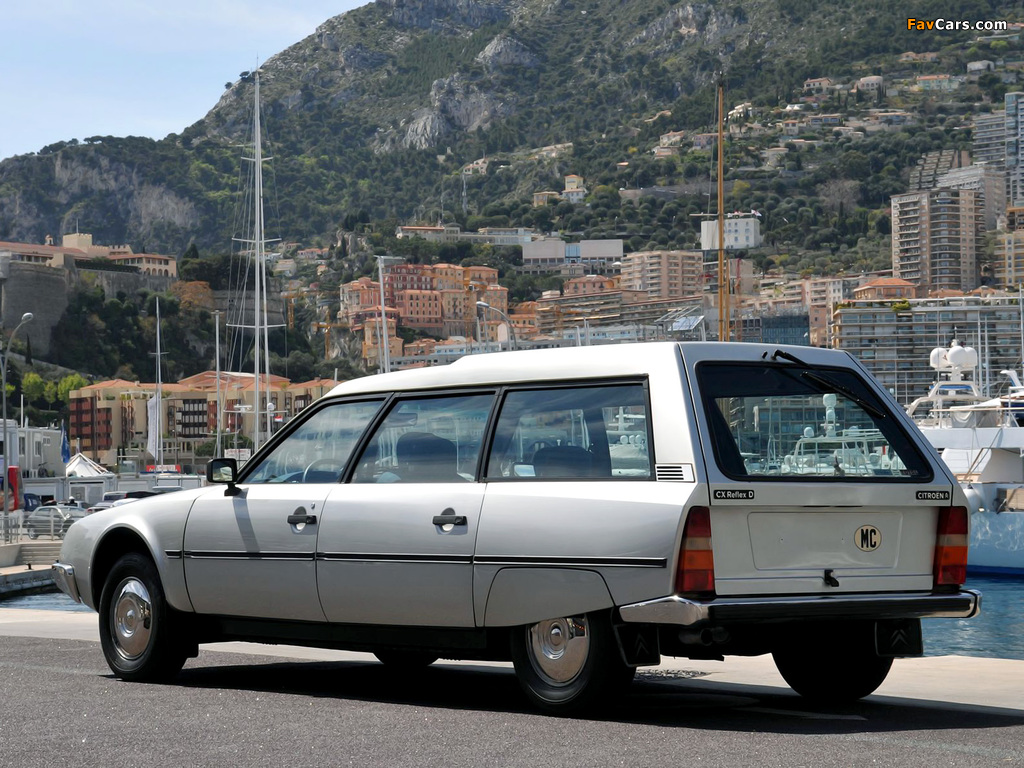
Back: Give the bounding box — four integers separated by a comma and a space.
301, 458, 345, 483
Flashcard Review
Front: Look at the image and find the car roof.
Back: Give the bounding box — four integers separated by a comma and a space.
326, 342, 683, 397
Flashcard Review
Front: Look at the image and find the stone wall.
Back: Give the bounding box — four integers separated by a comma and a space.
1, 259, 175, 357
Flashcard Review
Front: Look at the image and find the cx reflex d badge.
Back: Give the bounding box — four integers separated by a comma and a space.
855, 524, 881, 552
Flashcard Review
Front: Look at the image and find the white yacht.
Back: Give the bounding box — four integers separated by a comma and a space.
907, 340, 1024, 575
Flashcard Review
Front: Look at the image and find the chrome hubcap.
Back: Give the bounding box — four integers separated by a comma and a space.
112, 578, 153, 660
527, 616, 590, 685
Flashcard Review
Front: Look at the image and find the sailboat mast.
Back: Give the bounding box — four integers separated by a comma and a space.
252, 71, 264, 450
716, 81, 728, 342
155, 297, 163, 465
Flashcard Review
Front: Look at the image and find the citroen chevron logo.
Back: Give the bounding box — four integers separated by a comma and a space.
635, 635, 650, 656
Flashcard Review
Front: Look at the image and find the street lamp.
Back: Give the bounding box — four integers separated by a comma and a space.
3, 312, 33, 534
476, 301, 517, 351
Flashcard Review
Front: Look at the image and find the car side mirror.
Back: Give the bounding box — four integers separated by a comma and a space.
207, 458, 241, 496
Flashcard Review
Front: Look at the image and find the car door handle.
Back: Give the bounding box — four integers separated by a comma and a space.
287, 514, 317, 525
432, 514, 467, 526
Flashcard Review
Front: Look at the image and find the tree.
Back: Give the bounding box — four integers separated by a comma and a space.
21, 371, 46, 403
57, 374, 90, 405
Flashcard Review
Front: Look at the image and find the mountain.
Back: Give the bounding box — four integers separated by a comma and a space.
0, 0, 1010, 255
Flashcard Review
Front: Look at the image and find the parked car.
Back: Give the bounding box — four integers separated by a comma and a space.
52, 342, 980, 714
86, 501, 115, 514
25, 506, 87, 539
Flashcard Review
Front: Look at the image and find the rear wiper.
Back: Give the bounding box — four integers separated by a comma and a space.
765, 349, 809, 366
801, 370, 887, 420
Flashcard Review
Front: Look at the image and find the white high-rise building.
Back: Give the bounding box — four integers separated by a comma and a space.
700, 215, 762, 251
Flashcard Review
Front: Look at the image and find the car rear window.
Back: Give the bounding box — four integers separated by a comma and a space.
697, 362, 932, 482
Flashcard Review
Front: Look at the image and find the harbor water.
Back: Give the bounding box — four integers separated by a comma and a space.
3, 574, 1021, 661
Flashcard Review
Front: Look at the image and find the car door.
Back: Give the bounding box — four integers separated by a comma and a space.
316, 392, 494, 627
183, 398, 384, 621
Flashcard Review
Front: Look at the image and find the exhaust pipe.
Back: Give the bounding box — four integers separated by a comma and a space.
678, 627, 730, 646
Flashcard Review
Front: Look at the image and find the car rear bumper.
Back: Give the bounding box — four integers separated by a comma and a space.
51, 562, 82, 604
618, 589, 982, 627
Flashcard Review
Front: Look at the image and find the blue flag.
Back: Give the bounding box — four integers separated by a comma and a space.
60, 422, 71, 463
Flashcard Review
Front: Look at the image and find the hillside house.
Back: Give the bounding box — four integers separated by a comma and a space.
659, 130, 687, 147
563, 175, 587, 204
803, 77, 834, 94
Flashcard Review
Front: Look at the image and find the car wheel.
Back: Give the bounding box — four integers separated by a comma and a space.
98, 552, 192, 682
373, 650, 439, 669
510, 611, 635, 715
772, 621, 893, 704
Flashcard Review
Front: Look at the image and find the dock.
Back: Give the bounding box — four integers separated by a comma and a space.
0, 542, 60, 598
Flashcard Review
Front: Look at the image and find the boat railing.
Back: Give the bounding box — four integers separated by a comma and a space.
914, 401, 1021, 430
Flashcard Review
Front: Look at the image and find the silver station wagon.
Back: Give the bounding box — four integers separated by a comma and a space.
54, 342, 980, 714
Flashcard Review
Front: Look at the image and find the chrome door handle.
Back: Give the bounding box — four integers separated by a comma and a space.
432, 514, 467, 526
287, 514, 317, 525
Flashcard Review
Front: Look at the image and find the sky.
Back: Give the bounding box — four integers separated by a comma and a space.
1, 1, 368, 161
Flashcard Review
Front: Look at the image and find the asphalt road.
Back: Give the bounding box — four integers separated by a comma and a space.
1, 626, 1023, 768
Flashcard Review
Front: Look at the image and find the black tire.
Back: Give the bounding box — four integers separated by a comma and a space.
373, 650, 439, 669
98, 552, 192, 682
772, 621, 893, 704
510, 611, 635, 715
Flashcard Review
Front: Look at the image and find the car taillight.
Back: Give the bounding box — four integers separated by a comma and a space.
934, 505, 968, 587
675, 506, 715, 595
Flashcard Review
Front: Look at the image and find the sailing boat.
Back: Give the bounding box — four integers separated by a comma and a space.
227, 69, 280, 452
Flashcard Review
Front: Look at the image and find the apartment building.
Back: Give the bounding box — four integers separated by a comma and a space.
832, 293, 1023, 403
534, 289, 646, 335
908, 149, 971, 191
619, 250, 703, 299
973, 111, 1006, 166
699, 215, 762, 251
521, 238, 624, 273
559, 275, 614, 296
1006, 92, 1024, 205
936, 163, 1006, 230
852, 277, 917, 300
891, 188, 981, 292
994, 206, 1024, 287
69, 373, 341, 468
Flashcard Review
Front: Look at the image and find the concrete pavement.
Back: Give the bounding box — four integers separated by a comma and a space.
2, 604, 1021, 716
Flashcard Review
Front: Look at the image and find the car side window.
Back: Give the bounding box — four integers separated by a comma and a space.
485, 383, 652, 480
243, 399, 385, 484
352, 393, 493, 484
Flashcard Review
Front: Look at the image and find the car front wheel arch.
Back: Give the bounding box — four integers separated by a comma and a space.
90, 528, 155, 607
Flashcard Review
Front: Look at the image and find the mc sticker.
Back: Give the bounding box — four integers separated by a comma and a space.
855, 525, 881, 552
